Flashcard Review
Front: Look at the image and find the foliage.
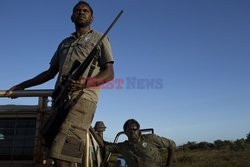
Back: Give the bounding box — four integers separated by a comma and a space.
173, 149, 250, 167
179, 132, 250, 151
246, 132, 250, 143
172, 132, 250, 167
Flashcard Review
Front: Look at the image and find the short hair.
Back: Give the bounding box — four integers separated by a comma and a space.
123, 119, 140, 132
73, 1, 93, 16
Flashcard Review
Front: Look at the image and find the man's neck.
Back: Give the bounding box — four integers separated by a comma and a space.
128, 136, 141, 144
75, 26, 91, 38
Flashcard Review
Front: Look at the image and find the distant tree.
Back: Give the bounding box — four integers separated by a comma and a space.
230, 139, 246, 151
223, 140, 232, 146
182, 141, 197, 150
214, 140, 232, 149
246, 132, 250, 143
214, 140, 224, 149
197, 142, 214, 150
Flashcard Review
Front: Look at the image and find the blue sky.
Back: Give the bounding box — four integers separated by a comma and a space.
0, 0, 250, 145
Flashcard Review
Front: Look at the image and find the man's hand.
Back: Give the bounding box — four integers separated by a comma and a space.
69, 78, 86, 92
6, 85, 24, 98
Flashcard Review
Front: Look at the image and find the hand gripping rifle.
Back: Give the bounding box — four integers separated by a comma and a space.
40, 10, 123, 147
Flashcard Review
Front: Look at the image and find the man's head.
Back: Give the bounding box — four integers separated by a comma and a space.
73, 1, 93, 16
71, 1, 93, 27
123, 119, 141, 143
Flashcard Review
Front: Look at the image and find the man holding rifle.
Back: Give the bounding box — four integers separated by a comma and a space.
8, 1, 114, 166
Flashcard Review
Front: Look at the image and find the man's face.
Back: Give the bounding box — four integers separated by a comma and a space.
72, 4, 93, 27
125, 123, 140, 143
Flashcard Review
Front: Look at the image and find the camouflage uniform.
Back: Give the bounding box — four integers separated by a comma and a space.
49, 30, 113, 163
105, 134, 176, 167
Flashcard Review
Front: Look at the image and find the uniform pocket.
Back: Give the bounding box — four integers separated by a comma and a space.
61, 136, 84, 158
77, 41, 97, 58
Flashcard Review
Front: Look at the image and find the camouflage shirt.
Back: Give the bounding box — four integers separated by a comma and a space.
105, 134, 176, 167
50, 29, 113, 103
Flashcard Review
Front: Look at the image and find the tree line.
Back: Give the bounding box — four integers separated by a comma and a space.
178, 132, 250, 151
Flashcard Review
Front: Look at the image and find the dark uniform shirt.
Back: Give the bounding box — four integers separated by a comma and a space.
50, 29, 113, 103
105, 134, 176, 167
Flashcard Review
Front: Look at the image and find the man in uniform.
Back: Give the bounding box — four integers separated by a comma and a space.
91, 119, 176, 167
8, 1, 114, 167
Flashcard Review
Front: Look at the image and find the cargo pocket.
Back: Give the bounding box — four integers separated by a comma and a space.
61, 136, 84, 158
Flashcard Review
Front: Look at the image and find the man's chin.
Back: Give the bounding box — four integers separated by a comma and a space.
76, 22, 91, 28
129, 136, 138, 141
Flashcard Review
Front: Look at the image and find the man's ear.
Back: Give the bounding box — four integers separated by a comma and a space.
90, 16, 94, 23
71, 15, 74, 22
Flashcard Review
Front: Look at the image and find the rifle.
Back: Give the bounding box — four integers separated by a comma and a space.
40, 10, 123, 146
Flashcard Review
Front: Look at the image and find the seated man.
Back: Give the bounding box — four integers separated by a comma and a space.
90, 119, 176, 167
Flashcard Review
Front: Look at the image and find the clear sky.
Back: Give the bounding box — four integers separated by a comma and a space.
0, 0, 250, 145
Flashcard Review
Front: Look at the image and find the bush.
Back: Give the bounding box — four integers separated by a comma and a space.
230, 139, 247, 151
246, 132, 250, 143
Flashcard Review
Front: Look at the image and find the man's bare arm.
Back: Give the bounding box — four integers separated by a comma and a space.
87, 63, 114, 87
71, 63, 114, 91
89, 127, 105, 148
9, 65, 58, 91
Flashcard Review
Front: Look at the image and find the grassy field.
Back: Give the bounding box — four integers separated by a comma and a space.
172, 149, 250, 167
